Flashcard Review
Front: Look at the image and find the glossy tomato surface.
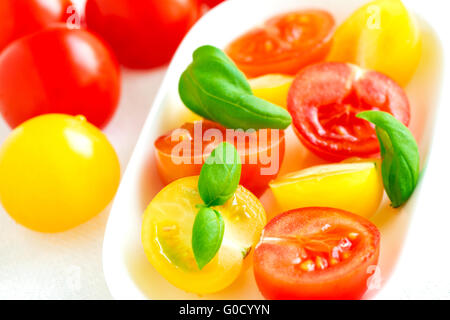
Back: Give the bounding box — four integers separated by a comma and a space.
142, 176, 266, 294
85, 0, 200, 69
0, 0, 72, 52
288, 62, 410, 161
254, 207, 380, 300
0, 27, 121, 129
226, 10, 335, 77
154, 120, 285, 197
202, 0, 225, 8
0, 114, 120, 233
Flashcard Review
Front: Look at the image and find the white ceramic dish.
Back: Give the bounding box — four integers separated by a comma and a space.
103, 0, 449, 299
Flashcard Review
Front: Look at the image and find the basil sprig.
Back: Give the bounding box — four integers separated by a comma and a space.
198, 142, 241, 206
179, 45, 292, 130
192, 207, 225, 270
357, 111, 420, 207
192, 142, 241, 269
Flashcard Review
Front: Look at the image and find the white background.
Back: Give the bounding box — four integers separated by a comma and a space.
1, 0, 450, 300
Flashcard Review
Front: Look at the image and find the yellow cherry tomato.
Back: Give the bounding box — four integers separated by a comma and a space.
141, 176, 266, 295
327, 0, 421, 86
249, 74, 294, 108
0, 114, 120, 232
269, 161, 383, 218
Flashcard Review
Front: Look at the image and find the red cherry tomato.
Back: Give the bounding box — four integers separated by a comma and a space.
0, 0, 73, 52
85, 0, 200, 69
226, 10, 335, 77
154, 120, 285, 197
254, 207, 380, 300
288, 62, 410, 161
0, 27, 121, 129
202, 0, 225, 8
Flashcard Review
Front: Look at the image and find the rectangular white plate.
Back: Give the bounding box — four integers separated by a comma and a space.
103, 0, 449, 300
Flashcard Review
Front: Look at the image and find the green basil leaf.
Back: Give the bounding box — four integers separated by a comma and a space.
357, 111, 420, 207
192, 207, 225, 270
198, 142, 241, 207
179, 45, 292, 130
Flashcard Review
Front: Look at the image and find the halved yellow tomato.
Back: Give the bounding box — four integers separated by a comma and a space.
327, 0, 421, 86
141, 176, 267, 294
269, 161, 383, 218
249, 74, 294, 108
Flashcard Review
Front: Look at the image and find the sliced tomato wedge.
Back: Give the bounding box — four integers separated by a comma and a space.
226, 10, 335, 77
253, 207, 380, 300
154, 120, 285, 197
287, 62, 410, 161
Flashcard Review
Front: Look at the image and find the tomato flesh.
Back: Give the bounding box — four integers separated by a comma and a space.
254, 207, 380, 300
0, 27, 121, 129
155, 120, 285, 197
85, 0, 200, 69
288, 62, 410, 161
0, 0, 72, 52
142, 176, 267, 294
226, 10, 335, 77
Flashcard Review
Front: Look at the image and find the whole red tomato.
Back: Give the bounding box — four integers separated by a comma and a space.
0, 0, 73, 52
202, 0, 226, 8
0, 27, 121, 129
85, 0, 200, 69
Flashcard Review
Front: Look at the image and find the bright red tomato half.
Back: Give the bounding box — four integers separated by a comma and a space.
0, 27, 121, 129
254, 207, 380, 300
85, 0, 200, 69
226, 10, 335, 77
155, 120, 285, 197
288, 62, 410, 161
0, 0, 73, 52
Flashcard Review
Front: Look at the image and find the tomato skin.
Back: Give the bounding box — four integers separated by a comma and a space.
0, 27, 121, 129
254, 207, 380, 300
85, 0, 200, 69
226, 10, 335, 77
327, 0, 421, 86
0, 114, 120, 233
0, 0, 73, 52
154, 121, 285, 197
249, 74, 294, 108
269, 161, 383, 219
288, 62, 410, 161
202, 0, 225, 8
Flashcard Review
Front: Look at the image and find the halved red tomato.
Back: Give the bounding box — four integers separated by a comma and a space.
253, 207, 380, 300
288, 62, 410, 161
226, 10, 335, 77
154, 120, 285, 197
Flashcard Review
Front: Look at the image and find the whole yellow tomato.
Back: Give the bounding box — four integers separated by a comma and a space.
0, 114, 120, 232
